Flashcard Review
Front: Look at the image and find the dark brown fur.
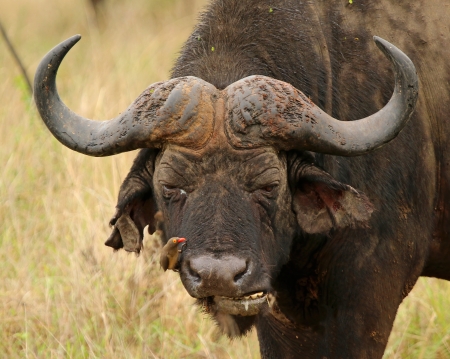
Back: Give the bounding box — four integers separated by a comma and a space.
110, 1, 450, 358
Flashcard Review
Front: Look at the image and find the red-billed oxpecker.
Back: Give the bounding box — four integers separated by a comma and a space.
160, 237, 186, 272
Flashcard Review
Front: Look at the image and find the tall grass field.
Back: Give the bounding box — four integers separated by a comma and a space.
1, 0, 449, 358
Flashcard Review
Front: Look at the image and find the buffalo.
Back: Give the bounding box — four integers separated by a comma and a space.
33, 0, 450, 358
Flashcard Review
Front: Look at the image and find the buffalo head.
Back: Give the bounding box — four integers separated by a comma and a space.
33, 35, 418, 336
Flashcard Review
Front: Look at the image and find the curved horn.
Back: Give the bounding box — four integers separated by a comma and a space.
34, 35, 217, 156
225, 37, 419, 156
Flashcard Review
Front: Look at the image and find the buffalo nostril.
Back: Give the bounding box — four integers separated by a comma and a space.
233, 261, 248, 283
187, 260, 201, 282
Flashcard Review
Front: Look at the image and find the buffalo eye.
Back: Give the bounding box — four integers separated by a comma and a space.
162, 184, 186, 198
261, 185, 276, 192
246, 166, 281, 195
256, 182, 279, 196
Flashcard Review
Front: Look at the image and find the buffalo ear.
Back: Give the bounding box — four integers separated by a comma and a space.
290, 156, 373, 234
105, 149, 159, 253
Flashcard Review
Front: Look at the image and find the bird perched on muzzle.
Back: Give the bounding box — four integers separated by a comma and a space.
160, 237, 186, 271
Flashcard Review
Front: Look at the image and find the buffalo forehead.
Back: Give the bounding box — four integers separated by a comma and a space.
157, 143, 283, 181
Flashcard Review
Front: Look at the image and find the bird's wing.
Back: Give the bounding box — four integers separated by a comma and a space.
160, 254, 169, 272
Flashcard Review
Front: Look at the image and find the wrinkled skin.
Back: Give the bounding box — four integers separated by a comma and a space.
155, 144, 294, 295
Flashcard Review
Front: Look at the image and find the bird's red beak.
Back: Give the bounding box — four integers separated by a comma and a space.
177, 238, 186, 243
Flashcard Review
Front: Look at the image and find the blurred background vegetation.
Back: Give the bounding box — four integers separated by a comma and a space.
0, 0, 449, 358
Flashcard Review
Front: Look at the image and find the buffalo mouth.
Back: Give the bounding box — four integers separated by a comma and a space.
211, 291, 267, 316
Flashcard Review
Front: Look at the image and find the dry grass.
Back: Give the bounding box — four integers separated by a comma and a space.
0, 0, 449, 358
